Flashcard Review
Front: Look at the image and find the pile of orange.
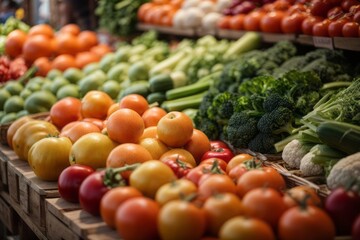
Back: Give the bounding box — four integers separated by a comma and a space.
4, 23, 113, 76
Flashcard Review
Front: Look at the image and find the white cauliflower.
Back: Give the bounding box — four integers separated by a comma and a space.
327, 152, 360, 193
300, 151, 324, 177
282, 139, 313, 169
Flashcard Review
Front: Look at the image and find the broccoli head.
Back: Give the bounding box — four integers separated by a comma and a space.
294, 91, 321, 116
262, 93, 294, 113
264, 41, 297, 66
206, 92, 235, 126
193, 115, 221, 140
248, 132, 281, 154
257, 106, 299, 135
238, 75, 277, 96
224, 111, 260, 149
197, 90, 218, 117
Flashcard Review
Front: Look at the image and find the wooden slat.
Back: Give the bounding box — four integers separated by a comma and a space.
0, 194, 18, 234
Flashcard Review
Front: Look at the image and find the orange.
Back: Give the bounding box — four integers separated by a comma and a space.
60, 121, 101, 143
159, 148, 197, 167
28, 24, 54, 38
139, 137, 169, 160
157, 111, 194, 148
52, 54, 77, 71
106, 108, 145, 144
55, 33, 80, 56
141, 107, 167, 128
119, 94, 149, 116
183, 129, 211, 164
5, 29, 27, 58
139, 126, 158, 140
90, 44, 112, 58
22, 35, 53, 64
106, 143, 153, 179
81, 90, 114, 120
33, 57, 52, 77
77, 31, 98, 52
59, 24, 81, 36
75, 51, 100, 69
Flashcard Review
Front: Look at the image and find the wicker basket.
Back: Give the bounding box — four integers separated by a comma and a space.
0, 112, 50, 146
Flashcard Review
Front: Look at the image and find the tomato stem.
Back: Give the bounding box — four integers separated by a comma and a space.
103, 163, 141, 188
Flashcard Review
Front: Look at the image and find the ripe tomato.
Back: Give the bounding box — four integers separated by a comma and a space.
312, 19, 331, 36
115, 197, 160, 240
219, 216, 275, 240
342, 22, 360, 37
310, 0, 335, 17
283, 185, 322, 209
129, 160, 177, 198
157, 111, 194, 148
229, 14, 246, 30
58, 164, 95, 203
217, 16, 232, 29
200, 158, 228, 172
236, 167, 286, 198
242, 188, 287, 229
281, 12, 307, 34
210, 140, 229, 149
243, 11, 265, 31
328, 18, 349, 37
50, 97, 82, 129
79, 170, 110, 216
100, 186, 142, 229
198, 174, 237, 199
155, 179, 197, 206
201, 147, 234, 163
278, 205, 336, 240
226, 153, 254, 173
158, 200, 206, 240
260, 11, 286, 33
301, 16, 324, 35
186, 163, 225, 186
203, 193, 246, 236
162, 157, 193, 178
342, 0, 360, 11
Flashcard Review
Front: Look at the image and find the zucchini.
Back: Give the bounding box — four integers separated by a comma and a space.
316, 121, 360, 155
118, 81, 150, 100
149, 74, 174, 93
147, 92, 166, 105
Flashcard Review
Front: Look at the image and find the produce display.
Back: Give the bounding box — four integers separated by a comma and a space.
0, 17, 30, 54
1, 2, 360, 239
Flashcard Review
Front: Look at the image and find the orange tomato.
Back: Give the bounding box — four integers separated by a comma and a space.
6, 116, 34, 148
90, 44, 113, 58
139, 137, 169, 160
75, 51, 100, 69
5, 29, 27, 58
22, 35, 53, 64
157, 111, 194, 148
106, 108, 145, 144
77, 31, 98, 52
50, 97, 82, 129
229, 14, 246, 30
160, 148, 197, 168
81, 90, 114, 120
28, 23, 54, 38
183, 129, 211, 164
59, 24, 81, 36
60, 121, 101, 143
55, 33, 81, 56
226, 153, 254, 174
283, 185, 322, 209
141, 107, 167, 128
119, 94, 149, 116
33, 57, 52, 77
139, 126, 158, 140
52, 54, 77, 71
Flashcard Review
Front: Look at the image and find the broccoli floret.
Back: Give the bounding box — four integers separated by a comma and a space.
248, 132, 280, 154
262, 93, 294, 113
295, 91, 321, 116
304, 48, 347, 64
193, 116, 220, 140
224, 111, 260, 149
272, 56, 309, 78
207, 92, 235, 126
265, 41, 297, 66
257, 106, 299, 135
197, 90, 218, 117
238, 75, 277, 96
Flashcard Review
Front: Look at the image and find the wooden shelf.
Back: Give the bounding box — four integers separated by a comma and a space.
137, 24, 360, 52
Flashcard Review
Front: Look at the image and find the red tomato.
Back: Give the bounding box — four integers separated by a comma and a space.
342, 22, 360, 37
100, 186, 143, 229
200, 158, 228, 172
242, 187, 287, 229
115, 197, 160, 240
201, 148, 234, 163
244, 11, 265, 31
217, 16, 232, 29
260, 11, 286, 33
79, 170, 110, 216
229, 14, 246, 30
327, 6, 344, 19
310, 0, 337, 17
162, 157, 193, 178
236, 167, 286, 198
58, 164, 95, 203
301, 16, 324, 35
287, 3, 308, 15
278, 205, 336, 240
342, 0, 360, 11
50, 97, 82, 129
313, 19, 331, 36
328, 18, 349, 37
210, 140, 229, 150
281, 12, 307, 34
186, 164, 225, 186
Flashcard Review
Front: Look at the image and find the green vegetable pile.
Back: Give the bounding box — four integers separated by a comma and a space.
0, 17, 30, 54
194, 40, 360, 155
96, 0, 149, 37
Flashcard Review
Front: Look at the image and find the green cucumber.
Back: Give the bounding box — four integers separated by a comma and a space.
147, 92, 166, 105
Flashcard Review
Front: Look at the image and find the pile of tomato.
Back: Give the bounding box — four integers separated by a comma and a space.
218, 0, 360, 38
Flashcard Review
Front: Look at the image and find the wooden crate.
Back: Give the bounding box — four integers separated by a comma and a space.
0, 144, 18, 192
46, 198, 119, 240
0, 193, 19, 234
7, 158, 59, 233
